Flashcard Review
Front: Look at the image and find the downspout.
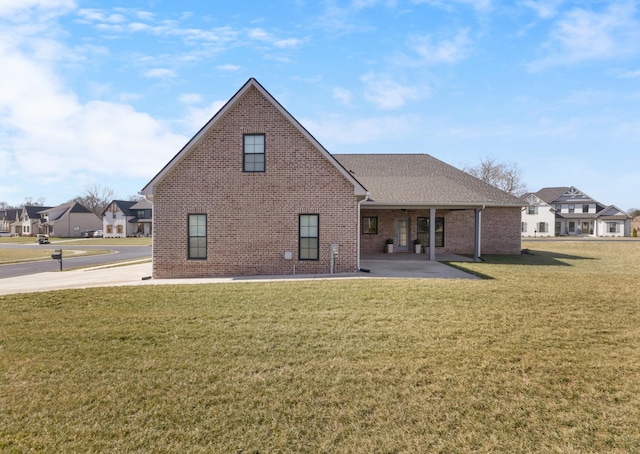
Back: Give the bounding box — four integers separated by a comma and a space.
143, 193, 154, 278
357, 193, 370, 271
474, 205, 485, 262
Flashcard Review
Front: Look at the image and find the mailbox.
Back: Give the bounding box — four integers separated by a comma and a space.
51, 249, 62, 271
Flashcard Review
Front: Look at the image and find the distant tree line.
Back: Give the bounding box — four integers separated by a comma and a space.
1, 185, 142, 217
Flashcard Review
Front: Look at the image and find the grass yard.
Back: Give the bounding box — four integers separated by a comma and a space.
0, 248, 111, 264
0, 237, 152, 246
1, 240, 639, 452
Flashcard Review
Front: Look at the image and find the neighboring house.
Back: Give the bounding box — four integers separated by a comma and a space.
522, 187, 632, 237
519, 193, 556, 237
141, 78, 523, 279
11, 205, 52, 236
0, 209, 20, 233
38, 202, 102, 237
632, 216, 640, 236
102, 199, 153, 238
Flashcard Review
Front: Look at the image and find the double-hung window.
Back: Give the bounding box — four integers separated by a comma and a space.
243, 134, 265, 172
188, 214, 207, 259
299, 214, 319, 260
417, 216, 445, 247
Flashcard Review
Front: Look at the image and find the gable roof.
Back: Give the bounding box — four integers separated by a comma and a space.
535, 186, 602, 205
141, 78, 367, 198
596, 205, 632, 220
534, 187, 569, 204
521, 193, 552, 206
39, 202, 93, 221
130, 198, 152, 210
334, 154, 524, 208
102, 200, 137, 217
22, 205, 53, 219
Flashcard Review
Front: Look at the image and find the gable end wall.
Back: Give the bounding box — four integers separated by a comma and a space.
152, 86, 359, 278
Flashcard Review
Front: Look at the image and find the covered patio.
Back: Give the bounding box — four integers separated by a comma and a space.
358, 251, 479, 279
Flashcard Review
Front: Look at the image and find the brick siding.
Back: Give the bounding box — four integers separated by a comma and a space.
152, 86, 361, 278
360, 207, 521, 255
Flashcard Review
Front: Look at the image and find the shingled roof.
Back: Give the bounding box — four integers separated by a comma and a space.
334, 154, 524, 208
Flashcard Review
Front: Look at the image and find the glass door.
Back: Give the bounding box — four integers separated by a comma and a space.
395, 218, 410, 252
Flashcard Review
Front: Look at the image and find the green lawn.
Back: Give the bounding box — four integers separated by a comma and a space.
0, 248, 111, 264
1, 240, 639, 452
0, 237, 152, 246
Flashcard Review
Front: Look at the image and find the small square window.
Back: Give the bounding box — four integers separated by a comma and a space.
362, 217, 378, 234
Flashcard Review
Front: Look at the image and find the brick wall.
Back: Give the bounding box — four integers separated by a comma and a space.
152, 86, 361, 278
360, 207, 521, 255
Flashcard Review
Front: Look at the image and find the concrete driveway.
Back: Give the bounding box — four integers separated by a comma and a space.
0, 254, 479, 295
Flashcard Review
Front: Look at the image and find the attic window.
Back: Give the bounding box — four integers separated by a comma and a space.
243, 134, 265, 172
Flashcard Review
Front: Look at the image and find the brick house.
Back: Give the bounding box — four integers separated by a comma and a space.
141, 78, 523, 279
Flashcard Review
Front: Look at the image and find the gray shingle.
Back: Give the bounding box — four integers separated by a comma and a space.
334, 154, 524, 207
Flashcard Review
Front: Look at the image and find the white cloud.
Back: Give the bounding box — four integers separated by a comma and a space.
0, 9, 187, 194
619, 69, 640, 78
217, 64, 241, 71
0, 0, 75, 17
247, 27, 303, 48
522, 0, 563, 19
77, 8, 127, 24
333, 87, 353, 105
178, 93, 203, 104
410, 28, 473, 65
180, 100, 227, 134
361, 73, 428, 109
412, 0, 492, 12
530, 3, 640, 70
144, 68, 176, 79
303, 114, 422, 146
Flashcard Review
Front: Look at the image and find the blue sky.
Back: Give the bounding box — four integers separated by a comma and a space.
1, 0, 639, 211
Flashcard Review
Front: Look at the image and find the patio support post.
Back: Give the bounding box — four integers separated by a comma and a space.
474, 207, 482, 262
429, 208, 436, 261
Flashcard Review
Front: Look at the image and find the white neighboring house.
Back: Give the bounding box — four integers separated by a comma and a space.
102, 199, 153, 238
520, 193, 555, 237
595, 205, 632, 237
522, 187, 632, 237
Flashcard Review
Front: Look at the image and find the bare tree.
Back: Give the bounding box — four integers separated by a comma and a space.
23, 197, 46, 206
73, 184, 115, 216
463, 156, 527, 196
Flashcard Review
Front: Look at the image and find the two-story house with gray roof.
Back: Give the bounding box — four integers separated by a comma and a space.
102, 199, 153, 238
38, 202, 102, 238
522, 186, 631, 237
141, 78, 523, 279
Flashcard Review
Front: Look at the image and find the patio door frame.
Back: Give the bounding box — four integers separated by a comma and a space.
394, 217, 411, 252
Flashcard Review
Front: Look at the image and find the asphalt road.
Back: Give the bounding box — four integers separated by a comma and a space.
0, 243, 151, 278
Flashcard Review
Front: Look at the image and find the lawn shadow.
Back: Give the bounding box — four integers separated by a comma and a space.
482, 249, 596, 267
443, 249, 597, 280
